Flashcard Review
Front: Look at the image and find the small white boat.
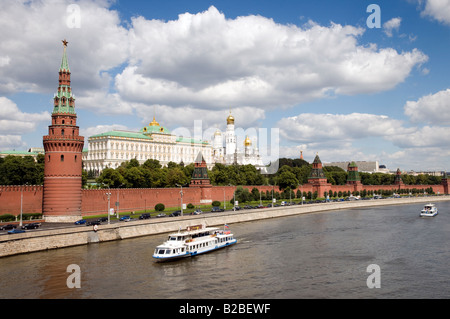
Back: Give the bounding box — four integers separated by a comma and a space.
420, 204, 438, 217
153, 224, 237, 262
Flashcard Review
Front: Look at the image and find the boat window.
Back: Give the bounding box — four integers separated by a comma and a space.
169, 237, 177, 241
158, 249, 165, 254
166, 249, 172, 254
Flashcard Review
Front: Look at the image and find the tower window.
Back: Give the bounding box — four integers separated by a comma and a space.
61, 155, 64, 162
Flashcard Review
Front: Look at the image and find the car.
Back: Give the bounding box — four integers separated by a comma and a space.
139, 213, 151, 219
119, 215, 131, 221
98, 217, 108, 222
211, 207, 224, 213
1, 224, 17, 230
8, 229, 25, 234
156, 213, 167, 218
21, 223, 40, 230
190, 209, 202, 215
74, 219, 86, 225
86, 220, 101, 226
169, 211, 181, 217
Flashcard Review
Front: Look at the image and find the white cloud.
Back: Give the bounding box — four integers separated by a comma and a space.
276, 111, 450, 170
135, 104, 266, 134
404, 88, 450, 125
80, 124, 130, 139
277, 113, 412, 143
383, 17, 402, 37
421, 0, 450, 25
387, 125, 450, 148
0, 0, 129, 95
0, 97, 49, 134
120, 6, 428, 109
0, 97, 49, 150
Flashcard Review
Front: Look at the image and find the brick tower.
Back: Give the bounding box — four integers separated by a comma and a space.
42, 40, 84, 222
346, 161, 363, 192
307, 153, 331, 197
190, 152, 212, 204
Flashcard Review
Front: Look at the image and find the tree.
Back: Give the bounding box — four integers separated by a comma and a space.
124, 166, 144, 188
165, 167, 189, 188
277, 170, 299, 191
96, 168, 126, 188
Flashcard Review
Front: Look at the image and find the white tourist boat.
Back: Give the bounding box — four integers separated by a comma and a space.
153, 224, 237, 262
420, 203, 438, 217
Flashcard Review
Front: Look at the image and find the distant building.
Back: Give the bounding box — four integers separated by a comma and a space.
324, 161, 381, 173
0, 148, 44, 161
212, 111, 265, 169
82, 116, 213, 174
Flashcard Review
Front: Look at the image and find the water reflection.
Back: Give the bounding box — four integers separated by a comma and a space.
1, 201, 449, 299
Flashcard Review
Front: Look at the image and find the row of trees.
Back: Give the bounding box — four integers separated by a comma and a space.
0, 155, 445, 189
95, 159, 193, 188
0, 155, 45, 185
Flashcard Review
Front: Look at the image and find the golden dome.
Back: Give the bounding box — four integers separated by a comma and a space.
214, 129, 222, 136
149, 116, 160, 126
244, 135, 252, 147
227, 112, 234, 125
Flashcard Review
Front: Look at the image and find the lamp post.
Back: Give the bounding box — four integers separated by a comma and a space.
223, 188, 226, 211
116, 183, 124, 219
176, 184, 186, 216
272, 185, 274, 207
103, 183, 111, 224
20, 185, 23, 227
301, 184, 304, 205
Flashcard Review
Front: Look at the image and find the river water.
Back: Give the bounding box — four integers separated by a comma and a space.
1, 201, 449, 299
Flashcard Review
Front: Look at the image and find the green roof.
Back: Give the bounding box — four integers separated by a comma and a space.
90, 131, 153, 140
176, 137, 209, 145
140, 125, 171, 135
0, 150, 39, 156
60, 47, 70, 72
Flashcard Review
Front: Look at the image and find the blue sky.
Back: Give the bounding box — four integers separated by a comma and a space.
1, 0, 450, 171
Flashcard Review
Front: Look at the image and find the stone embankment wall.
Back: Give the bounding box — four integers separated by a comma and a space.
1, 196, 449, 258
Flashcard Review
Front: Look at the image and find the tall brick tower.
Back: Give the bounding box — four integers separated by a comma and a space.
190, 152, 212, 204
42, 40, 84, 222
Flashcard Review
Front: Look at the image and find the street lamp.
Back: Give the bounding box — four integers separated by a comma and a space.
103, 183, 111, 224
116, 183, 124, 219
223, 188, 226, 211
301, 184, 304, 205
176, 184, 187, 216
228, 184, 236, 211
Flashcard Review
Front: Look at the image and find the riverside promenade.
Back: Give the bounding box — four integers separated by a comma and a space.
1, 196, 449, 258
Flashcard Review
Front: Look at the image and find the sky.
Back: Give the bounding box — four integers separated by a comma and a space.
0, 0, 450, 172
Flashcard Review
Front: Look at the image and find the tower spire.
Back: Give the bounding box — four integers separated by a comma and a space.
54, 39, 74, 114
60, 39, 70, 72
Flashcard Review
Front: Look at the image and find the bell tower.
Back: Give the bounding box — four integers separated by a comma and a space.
42, 40, 84, 222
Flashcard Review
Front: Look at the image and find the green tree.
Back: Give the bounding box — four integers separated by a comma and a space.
277, 170, 299, 191
96, 168, 126, 188
165, 167, 189, 188
124, 166, 145, 188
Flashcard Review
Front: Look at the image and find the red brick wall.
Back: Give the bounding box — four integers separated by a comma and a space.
0, 183, 447, 217
0, 185, 43, 215
81, 187, 203, 216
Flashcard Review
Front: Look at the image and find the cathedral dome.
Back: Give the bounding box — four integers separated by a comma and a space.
244, 136, 252, 147
149, 116, 160, 126
227, 112, 234, 125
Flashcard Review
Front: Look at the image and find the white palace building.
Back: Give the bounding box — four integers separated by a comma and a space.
82, 111, 265, 174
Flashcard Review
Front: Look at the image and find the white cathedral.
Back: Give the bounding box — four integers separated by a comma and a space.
212, 111, 264, 168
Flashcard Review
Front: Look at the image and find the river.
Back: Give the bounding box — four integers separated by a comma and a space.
1, 201, 449, 299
